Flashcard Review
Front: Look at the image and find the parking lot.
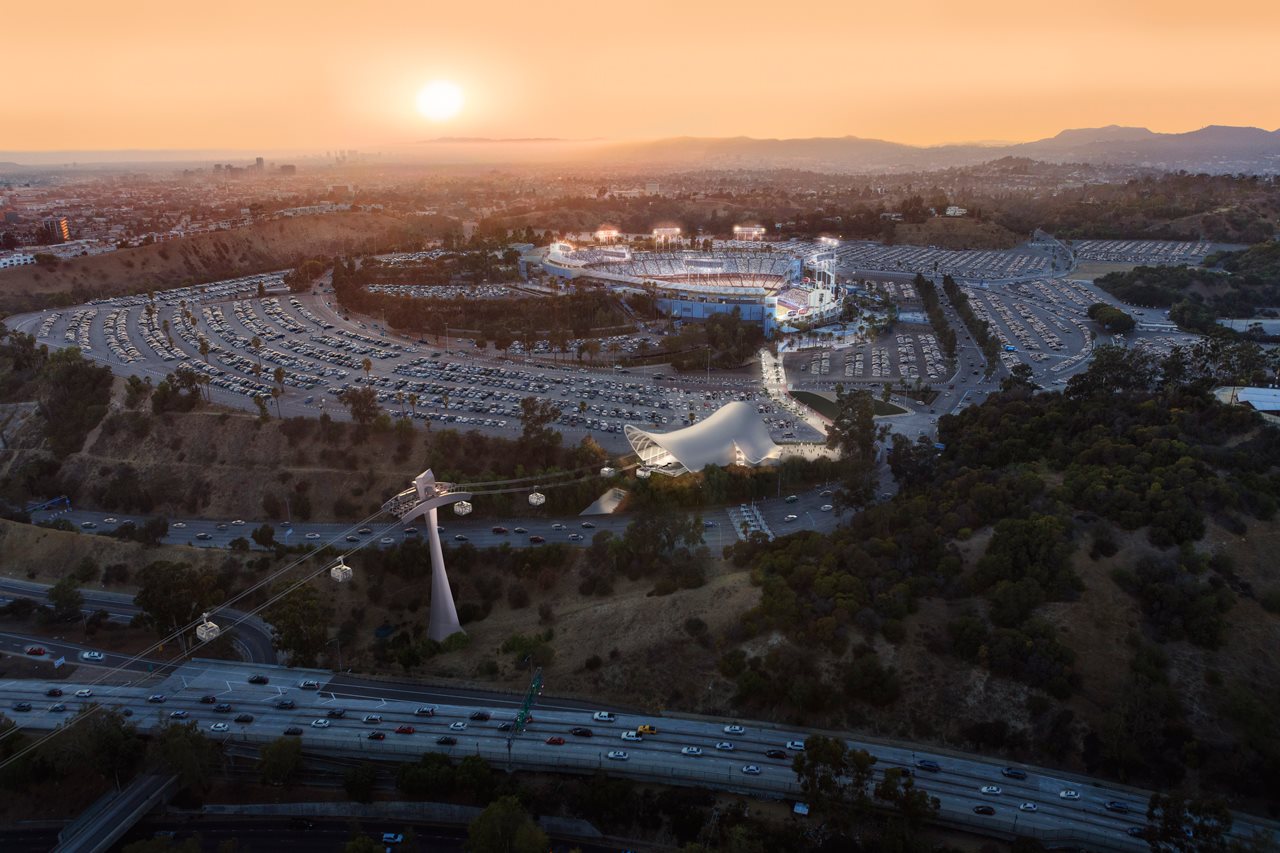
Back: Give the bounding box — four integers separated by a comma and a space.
1071, 239, 1213, 265
13, 277, 825, 451
831, 241, 1054, 282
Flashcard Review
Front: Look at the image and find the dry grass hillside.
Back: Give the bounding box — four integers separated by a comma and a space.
0, 212, 423, 314
894, 217, 1021, 250
51, 408, 426, 522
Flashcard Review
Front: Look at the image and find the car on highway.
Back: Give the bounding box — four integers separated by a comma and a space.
24, 645, 45, 655
235, 714, 254, 724
449, 721, 467, 731
681, 746, 703, 757
147, 694, 166, 703
513, 527, 527, 534
593, 712, 616, 722
436, 736, 457, 746
402, 527, 417, 535
210, 723, 230, 733
345, 535, 359, 542
169, 710, 190, 719
714, 741, 735, 751
74, 689, 92, 698
784, 514, 798, 522
284, 727, 303, 736
299, 680, 319, 690
570, 727, 592, 737
172, 522, 187, 529
972, 805, 996, 816
12, 702, 31, 712
1105, 800, 1131, 814
765, 749, 787, 759
621, 731, 642, 742
581, 521, 596, 529
326, 708, 346, 718
492, 526, 508, 534
48, 703, 66, 712
723, 724, 745, 735
1059, 789, 1081, 800
820, 504, 833, 512
454, 534, 469, 542
785, 740, 806, 751
703, 520, 717, 528
363, 714, 383, 724
497, 722, 512, 732
199, 695, 217, 704
414, 706, 436, 717
196, 532, 212, 541
607, 750, 628, 761
367, 731, 386, 740
545, 736, 565, 745
568, 533, 584, 542
305, 532, 321, 540
311, 719, 331, 728
231, 519, 245, 526
1001, 767, 1027, 780
276, 699, 295, 710
551, 523, 566, 531
357, 527, 372, 535
395, 725, 415, 735
79, 521, 97, 530
213, 703, 232, 713
216, 523, 229, 531
741, 765, 761, 775
1019, 802, 1037, 812
469, 711, 491, 721
248, 674, 269, 684
79, 651, 105, 662
529, 535, 545, 544
980, 786, 1002, 796
915, 760, 941, 772
45, 688, 62, 697
380, 537, 394, 545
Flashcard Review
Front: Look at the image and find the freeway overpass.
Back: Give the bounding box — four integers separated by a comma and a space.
2, 658, 1274, 852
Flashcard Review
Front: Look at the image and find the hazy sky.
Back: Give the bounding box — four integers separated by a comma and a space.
7, 0, 1280, 154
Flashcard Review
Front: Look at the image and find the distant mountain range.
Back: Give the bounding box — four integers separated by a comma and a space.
591, 125, 1280, 173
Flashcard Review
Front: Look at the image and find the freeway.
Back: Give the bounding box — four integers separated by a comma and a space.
1, 659, 1273, 852
27, 485, 842, 551
0, 577, 278, 665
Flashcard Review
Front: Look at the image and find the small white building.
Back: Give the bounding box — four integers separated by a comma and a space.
0, 253, 36, 269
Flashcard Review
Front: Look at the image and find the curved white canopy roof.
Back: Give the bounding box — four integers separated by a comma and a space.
625, 401, 781, 475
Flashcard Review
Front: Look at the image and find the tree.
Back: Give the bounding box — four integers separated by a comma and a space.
251, 523, 276, 549
1145, 793, 1234, 852
517, 396, 563, 466
466, 795, 548, 853
132, 561, 225, 650
259, 736, 303, 786
151, 722, 222, 794
791, 736, 876, 832
341, 386, 380, 428
344, 763, 378, 803
264, 583, 334, 666
343, 837, 382, 853
361, 357, 373, 382
48, 574, 84, 620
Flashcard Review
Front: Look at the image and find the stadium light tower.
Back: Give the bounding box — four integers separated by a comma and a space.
381, 469, 474, 642
816, 236, 840, 289
653, 226, 681, 248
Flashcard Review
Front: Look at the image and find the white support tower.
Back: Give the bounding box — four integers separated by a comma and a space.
381, 469, 474, 642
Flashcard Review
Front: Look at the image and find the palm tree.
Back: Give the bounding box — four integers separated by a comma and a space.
407, 392, 418, 418
395, 390, 405, 417
251, 336, 262, 372
361, 357, 372, 383
199, 338, 210, 364
271, 386, 282, 418
273, 366, 285, 392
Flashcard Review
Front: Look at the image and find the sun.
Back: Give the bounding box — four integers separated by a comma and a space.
416, 80, 464, 122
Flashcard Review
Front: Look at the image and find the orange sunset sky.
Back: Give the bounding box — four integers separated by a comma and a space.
7, 0, 1280, 153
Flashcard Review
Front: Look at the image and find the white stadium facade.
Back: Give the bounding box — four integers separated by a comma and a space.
538, 242, 841, 334
625, 401, 782, 475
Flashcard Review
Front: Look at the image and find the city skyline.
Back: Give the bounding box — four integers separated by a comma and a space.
7, 0, 1280, 154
